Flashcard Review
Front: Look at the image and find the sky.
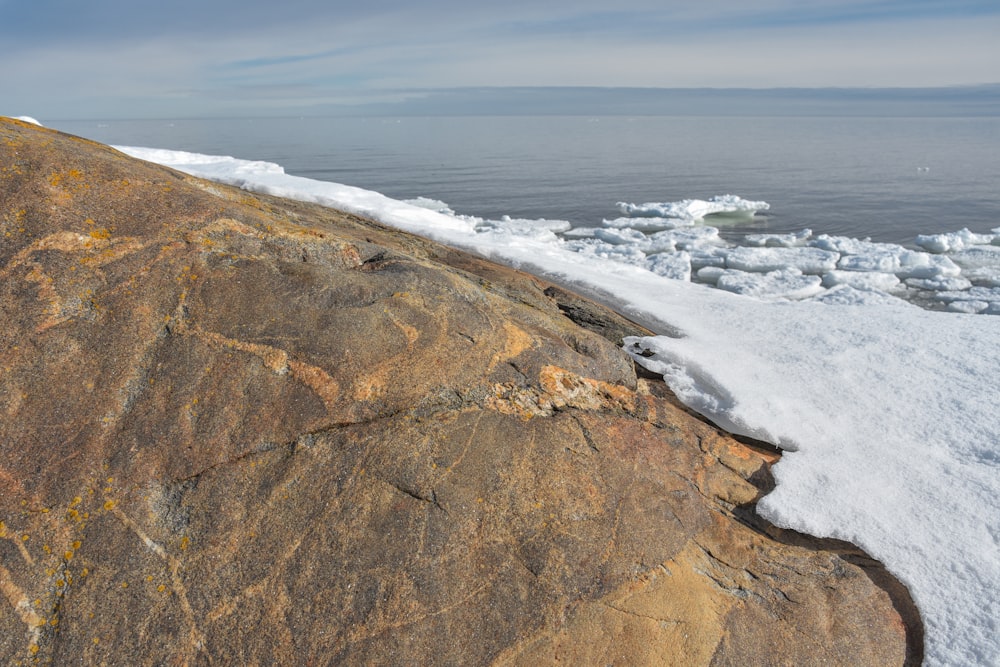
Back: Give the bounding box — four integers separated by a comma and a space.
3, 0, 1000, 119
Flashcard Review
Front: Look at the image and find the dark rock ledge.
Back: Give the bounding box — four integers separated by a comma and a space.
0, 118, 919, 665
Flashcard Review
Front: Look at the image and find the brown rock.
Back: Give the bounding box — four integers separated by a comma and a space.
0, 118, 919, 665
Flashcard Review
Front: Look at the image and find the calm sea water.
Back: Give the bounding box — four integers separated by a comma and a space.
54, 115, 1000, 246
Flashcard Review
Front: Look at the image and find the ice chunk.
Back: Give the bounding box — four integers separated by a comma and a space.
592, 227, 647, 246
948, 245, 1000, 271
564, 239, 647, 265
562, 227, 599, 239
716, 268, 824, 300
810, 234, 906, 253
947, 300, 989, 314
601, 216, 688, 232
647, 251, 692, 281
813, 235, 911, 273
915, 228, 997, 253
616, 195, 769, 222
895, 251, 962, 279
476, 216, 571, 242
836, 252, 901, 273
724, 246, 839, 274
808, 285, 913, 307
689, 248, 729, 270
961, 268, 1000, 287
645, 226, 723, 253
743, 229, 813, 248
822, 270, 900, 291
933, 286, 1000, 304
904, 276, 973, 291
695, 266, 727, 285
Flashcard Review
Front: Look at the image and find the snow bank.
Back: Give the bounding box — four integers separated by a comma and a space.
3, 115, 43, 126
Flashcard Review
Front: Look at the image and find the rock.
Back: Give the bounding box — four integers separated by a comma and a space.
0, 118, 918, 665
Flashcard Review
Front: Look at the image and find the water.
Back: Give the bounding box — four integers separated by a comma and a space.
54, 115, 1000, 246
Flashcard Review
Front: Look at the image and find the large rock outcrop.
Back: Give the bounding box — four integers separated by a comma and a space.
0, 118, 919, 665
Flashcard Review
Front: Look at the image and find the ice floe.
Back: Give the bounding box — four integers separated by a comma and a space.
616, 194, 770, 221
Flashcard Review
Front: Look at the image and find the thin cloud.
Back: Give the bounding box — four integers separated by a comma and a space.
4, 0, 999, 118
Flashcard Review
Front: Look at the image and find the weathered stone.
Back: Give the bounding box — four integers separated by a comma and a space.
0, 118, 919, 665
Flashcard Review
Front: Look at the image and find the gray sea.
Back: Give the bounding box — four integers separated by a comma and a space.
54, 115, 1000, 246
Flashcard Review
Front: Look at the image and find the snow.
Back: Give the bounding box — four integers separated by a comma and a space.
5, 115, 43, 126
118, 144, 1000, 666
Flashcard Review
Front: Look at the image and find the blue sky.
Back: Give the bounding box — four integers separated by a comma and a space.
3, 0, 1000, 118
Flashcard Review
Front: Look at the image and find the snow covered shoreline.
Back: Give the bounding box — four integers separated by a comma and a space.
113, 144, 999, 666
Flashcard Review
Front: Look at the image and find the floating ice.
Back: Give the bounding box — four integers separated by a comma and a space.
945, 300, 990, 314
822, 270, 900, 291
915, 228, 998, 253
592, 227, 648, 246
646, 226, 723, 253
476, 215, 572, 242
601, 216, 689, 232
905, 276, 974, 292
894, 251, 962, 280
743, 229, 813, 247
949, 245, 1000, 271
564, 238, 648, 265
694, 266, 727, 285
715, 268, 825, 300
808, 285, 913, 307
810, 235, 898, 255
616, 194, 769, 221
723, 246, 840, 274
933, 286, 1000, 305
689, 248, 730, 270
646, 251, 692, 281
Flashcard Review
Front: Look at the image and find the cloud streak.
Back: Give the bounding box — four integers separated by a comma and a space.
4, 0, 999, 118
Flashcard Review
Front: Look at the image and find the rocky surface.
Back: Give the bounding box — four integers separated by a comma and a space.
0, 117, 919, 665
